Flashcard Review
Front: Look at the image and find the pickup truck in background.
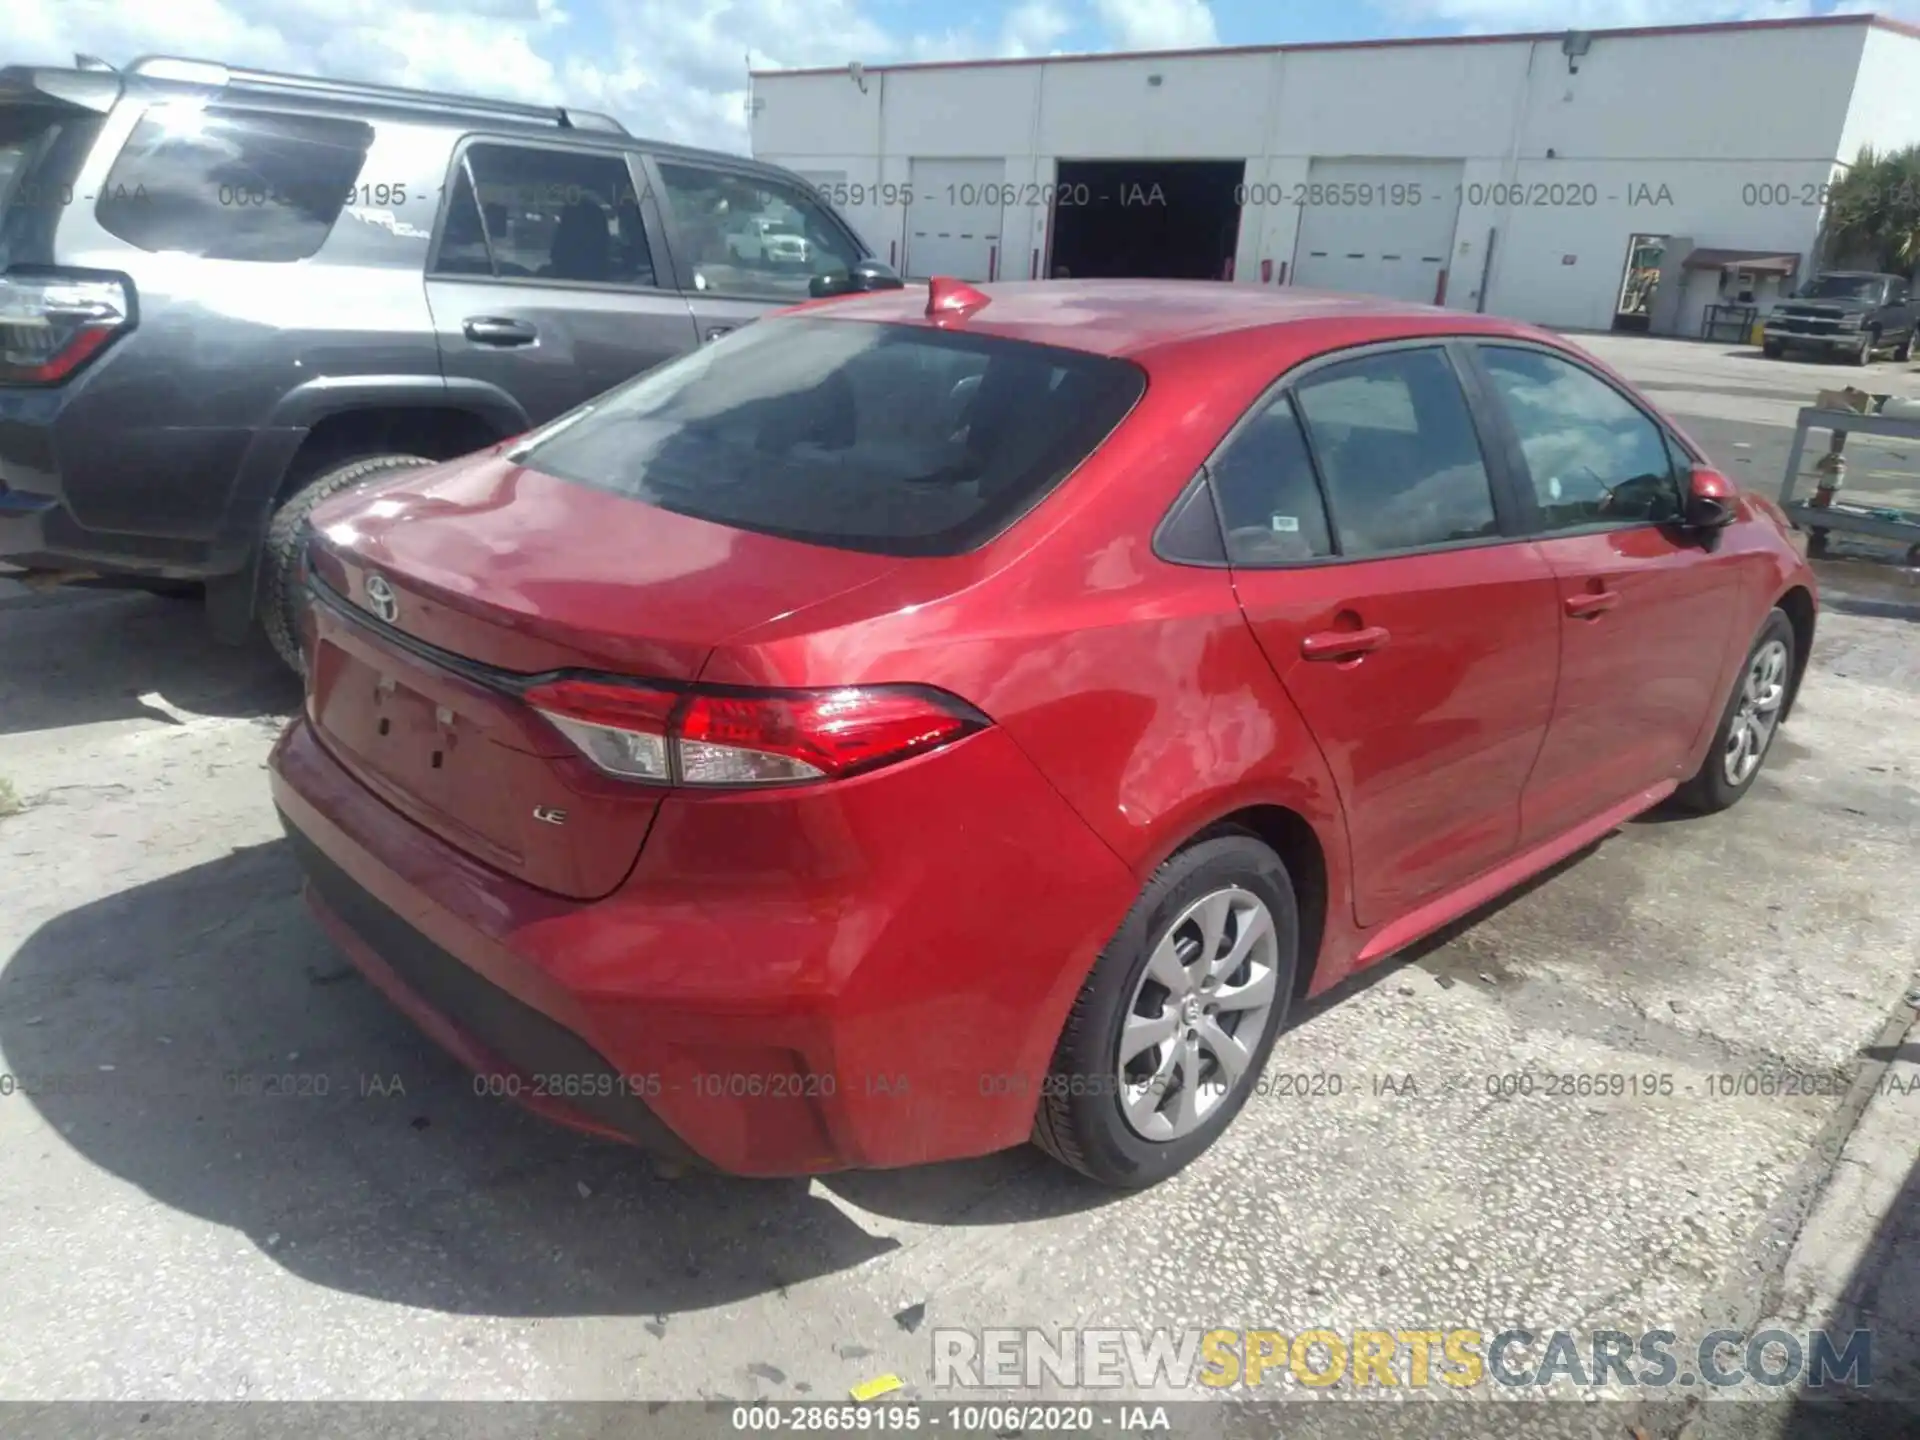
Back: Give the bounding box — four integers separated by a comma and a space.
1763, 272, 1917, 364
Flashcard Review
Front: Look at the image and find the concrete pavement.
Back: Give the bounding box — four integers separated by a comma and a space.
0, 336, 1915, 1439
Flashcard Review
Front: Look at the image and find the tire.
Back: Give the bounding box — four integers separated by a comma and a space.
1896, 329, 1916, 364
1762, 341, 1784, 359
1032, 832, 1299, 1188
1671, 609, 1795, 815
261, 453, 436, 673
1850, 332, 1875, 366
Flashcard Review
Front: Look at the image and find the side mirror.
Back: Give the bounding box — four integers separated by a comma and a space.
809, 258, 907, 298
1685, 465, 1738, 531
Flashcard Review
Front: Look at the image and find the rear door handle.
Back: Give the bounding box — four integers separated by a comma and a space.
1564, 589, 1620, 619
463, 317, 539, 347
1300, 625, 1390, 661
703, 325, 736, 343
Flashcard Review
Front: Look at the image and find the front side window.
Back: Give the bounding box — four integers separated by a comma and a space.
95, 103, 372, 262
1477, 346, 1682, 531
434, 143, 655, 287
654, 162, 863, 302
511, 316, 1144, 556
1292, 348, 1500, 556
1209, 395, 1333, 564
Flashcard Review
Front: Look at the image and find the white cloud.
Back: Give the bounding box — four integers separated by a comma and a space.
1380, 0, 1920, 28
1090, 0, 1218, 50
1002, 0, 1076, 56
7, 0, 912, 153
908, 0, 1077, 62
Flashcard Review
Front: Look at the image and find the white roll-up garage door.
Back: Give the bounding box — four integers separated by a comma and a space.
904, 159, 1005, 282
1292, 159, 1465, 304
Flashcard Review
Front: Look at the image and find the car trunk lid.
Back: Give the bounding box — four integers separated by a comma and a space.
302, 451, 906, 899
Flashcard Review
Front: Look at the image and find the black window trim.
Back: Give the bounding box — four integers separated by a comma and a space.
1151, 466, 1230, 567
1456, 336, 1692, 542
1162, 336, 1532, 572
640, 151, 871, 301
424, 133, 681, 298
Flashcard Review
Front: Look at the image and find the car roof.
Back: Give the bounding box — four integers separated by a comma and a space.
0, 57, 793, 176
791, 279, 1546, 360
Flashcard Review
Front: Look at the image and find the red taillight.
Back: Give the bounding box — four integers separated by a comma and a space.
522, 679, 986, 787
0, 274, 132, 385
522, 679, 678, 782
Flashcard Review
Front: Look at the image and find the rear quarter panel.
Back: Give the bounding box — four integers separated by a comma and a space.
34, 108, 446, 543
701, 322, 1367, 995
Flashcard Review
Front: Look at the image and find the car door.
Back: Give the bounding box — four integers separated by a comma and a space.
642, 155, 869, 345
1461, 341, 1745, 846
1887, 277, 1914, 344
1219, 342, 1562, 929
425, 138, 698, 428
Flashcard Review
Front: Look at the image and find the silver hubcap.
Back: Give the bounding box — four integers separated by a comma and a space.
1724, 638, 1788, 787
1116, 887, 1281, 1142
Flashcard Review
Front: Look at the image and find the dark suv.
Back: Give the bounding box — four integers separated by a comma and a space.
1763, 271, 1917, 365
0, 55, 889, 665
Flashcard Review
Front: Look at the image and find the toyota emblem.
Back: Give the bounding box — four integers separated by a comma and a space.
363, 572, 399, 624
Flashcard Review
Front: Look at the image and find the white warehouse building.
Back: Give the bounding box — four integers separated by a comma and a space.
750, 13, 1920, 337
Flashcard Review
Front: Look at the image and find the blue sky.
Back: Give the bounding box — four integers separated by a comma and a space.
12, 0, 1917, 154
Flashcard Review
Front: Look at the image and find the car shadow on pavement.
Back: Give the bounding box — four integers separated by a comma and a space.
0, 588, 298, 736
1780, 1152, 1920, 1438
0, 840, 1110, 1320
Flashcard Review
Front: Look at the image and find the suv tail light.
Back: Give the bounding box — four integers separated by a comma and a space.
0, 273, 132, 384
522, 678, 988, 787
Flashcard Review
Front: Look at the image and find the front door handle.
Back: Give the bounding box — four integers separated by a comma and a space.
463, 317, 539, 347
1301, 625, 1390, 661
1564, 589, 1620, 619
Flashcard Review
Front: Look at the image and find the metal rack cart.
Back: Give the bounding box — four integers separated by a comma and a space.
1777, 399, 1920, 564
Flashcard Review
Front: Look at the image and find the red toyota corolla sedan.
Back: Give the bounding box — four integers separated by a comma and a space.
269, 278, 1816, 1188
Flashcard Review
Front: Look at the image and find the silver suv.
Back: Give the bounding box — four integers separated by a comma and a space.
0, 55, 896, 665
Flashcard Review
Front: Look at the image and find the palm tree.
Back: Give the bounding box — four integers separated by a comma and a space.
1824, 145, 1920, 275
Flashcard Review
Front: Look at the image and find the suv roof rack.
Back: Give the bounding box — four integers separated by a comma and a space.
123, 56, 629, 134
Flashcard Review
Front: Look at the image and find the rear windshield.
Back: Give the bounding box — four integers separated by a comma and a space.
1, 103, 101, 269
0, 106, 66, 212
1798, 275, 1886, 303
512, 316, 1147, 557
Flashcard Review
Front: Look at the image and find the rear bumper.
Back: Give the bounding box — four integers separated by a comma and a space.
269, 713, 1135, 1176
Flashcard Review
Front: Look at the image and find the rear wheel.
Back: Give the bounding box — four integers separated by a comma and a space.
261, 453, 436, 672
1033, 832, 1298, 1188
1672, 609, 1795, 815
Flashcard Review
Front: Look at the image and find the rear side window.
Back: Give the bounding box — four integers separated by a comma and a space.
1293, 348, 1499, 556
95, 103, 372, 262
512, 317, 1145, 556
434, 143, 655, 287
1209, 396, 1333, 564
